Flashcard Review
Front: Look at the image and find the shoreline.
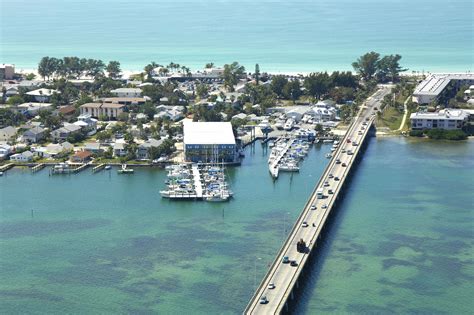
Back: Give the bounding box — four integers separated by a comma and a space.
14, 67, 474, 80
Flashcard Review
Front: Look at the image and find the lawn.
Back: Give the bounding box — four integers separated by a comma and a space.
376, 106, 404, 131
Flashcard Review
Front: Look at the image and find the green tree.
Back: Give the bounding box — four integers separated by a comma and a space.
106, 61, 122, 79
283, 80, 302, 102
352, 51, 380, 81
304, 72, 331, 100
270, 75, 288, 98
377, 54, 407, 82
196, 83, 209, 98
255, 64, 260, 85
222, 62, 245, 91
205, 62, 214, 69
38, 56, 56, 80
7, 95, 25, 105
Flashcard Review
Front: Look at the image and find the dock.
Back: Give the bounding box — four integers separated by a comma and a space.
191, 164, 203, 198
31, 163, 46, 173
0, 163, 15, 173
92, 163, 106, 173
244, 86, 391, 314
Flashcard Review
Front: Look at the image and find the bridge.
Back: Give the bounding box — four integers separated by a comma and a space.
244, 86, 392, 314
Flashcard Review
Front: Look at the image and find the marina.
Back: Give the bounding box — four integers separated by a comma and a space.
160, 163, 233, 202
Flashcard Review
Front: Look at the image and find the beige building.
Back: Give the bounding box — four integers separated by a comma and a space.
0, 64, 15, 80
80, 102, 125, 119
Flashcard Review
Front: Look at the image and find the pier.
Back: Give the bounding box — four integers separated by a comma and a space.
244, 86, 391, 314
191, 164, 203, 198
31, 163, 46, 173
92, 163, 106, 173
0, 163, 15, 173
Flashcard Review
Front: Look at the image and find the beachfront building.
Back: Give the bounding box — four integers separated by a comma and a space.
0, 64, 15, 80
183, 121, 238, 163
412, 73, 474, 104
26, 88, 60, 102
80, 103, 126, 119
110, 88, 142, 98
410, 108, 470, 130
0, 144, 12, 160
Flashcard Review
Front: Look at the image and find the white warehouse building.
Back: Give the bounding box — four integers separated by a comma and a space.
412, 73, 474, 104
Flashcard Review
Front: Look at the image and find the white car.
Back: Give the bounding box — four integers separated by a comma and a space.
310, 205, 317, 210
321, 204, 328, 209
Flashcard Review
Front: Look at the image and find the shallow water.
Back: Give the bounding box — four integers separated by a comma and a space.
1, 138, 473, 313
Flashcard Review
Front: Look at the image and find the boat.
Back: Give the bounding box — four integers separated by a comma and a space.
325, 153, 332, 159
104, 165, 111, 170
0, 171, 3, 176
323, 139, 333, 143
117, 164, 134, 174
51, 162, 72, 174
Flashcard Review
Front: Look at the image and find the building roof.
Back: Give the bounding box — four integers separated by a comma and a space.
183, 121, 235, 145
410, 108, 470, 120
58, 105, 76, 115
110, 88, 142, 94
26, 88, 60, 97
104, 97, 146, 103
413, 73, 474, 96
101, 103, 125, 109
17, 102, 53, 109
73, 150, 93, 159
80, 103, 102, 108
24, 126, 44, 135
0, 126, 16, 136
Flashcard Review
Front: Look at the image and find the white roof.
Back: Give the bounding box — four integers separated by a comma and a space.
183, 121, 235, 145
26, 88, 60, 96
410, 108, 470, 120
413, 73, 474, 96
111, 88, 142, 93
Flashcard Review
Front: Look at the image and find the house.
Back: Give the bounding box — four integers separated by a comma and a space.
410, 108, 470, 130
0, 144, 12, 160
9, 150, 33, 162
308, 107, 337, 122
74, 114, 97, 133
110, 88, 142, 98
5, 86, 19, 97
412, 74, 474, 104
137, 138, 163, 160
58, 105, 77, 118
33, 142, 73, 158
113, 142, 127, 157
26, 88, 60, 102
232, 113, 248, 121
70, 150, 93, 163
0, 126, 17, 142
51, 124, 82, 141
22, 126, 45, 143
0, 64, 15, 80
17, 102, 53, 115
84, 142, 104, 154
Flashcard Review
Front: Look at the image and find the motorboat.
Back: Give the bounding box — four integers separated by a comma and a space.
117, 164, 134, 174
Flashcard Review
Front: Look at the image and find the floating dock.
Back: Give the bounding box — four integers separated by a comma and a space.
31, 163, 46, 173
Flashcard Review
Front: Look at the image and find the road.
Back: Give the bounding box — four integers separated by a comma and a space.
245, 86, 392, 314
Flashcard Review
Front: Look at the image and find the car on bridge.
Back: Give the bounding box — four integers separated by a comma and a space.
334, 176, 340, 181
310, 205, 317, 210
328, 173, 334, 178
342, 163, 347, 167
268, 283, 275, 290
282, 256, 290, 264
290, 260, 298, 267
259, 296, 268, 304
321, 204, 328, 209
324, 181, 330, 187
328, 189, 334, 194
302, 221, 309, 228
336, 159, 341, 164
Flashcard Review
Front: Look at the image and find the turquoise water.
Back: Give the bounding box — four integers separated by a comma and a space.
1, 0, 473, 72
0, 143, 331, 314
295, 138, 474, 314
1, 139, 473, 314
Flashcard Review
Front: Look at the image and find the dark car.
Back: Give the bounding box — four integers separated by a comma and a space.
290, 260, 298, 267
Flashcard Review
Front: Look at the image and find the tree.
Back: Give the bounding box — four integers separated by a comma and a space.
304, 72, 331, 100
377, 54, 407, 82
196, 83, 209, 98
270, 75, 288, 98
7, 95, 25, 105
38, 56, 56, 80
96, 130, 112, 142
255, 64, 260, 85
205, 62, 214, 69
222, 62, 245, 91
25, 73, 36, 80
106, 61, 121, 79
283, 80, 302, 102
352, 51, 380, 81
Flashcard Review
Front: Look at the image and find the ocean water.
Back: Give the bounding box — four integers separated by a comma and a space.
0, 0, 473, 73
0, 138, 473, 314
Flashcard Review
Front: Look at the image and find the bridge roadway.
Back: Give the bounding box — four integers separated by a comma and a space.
245, 86, 391, 314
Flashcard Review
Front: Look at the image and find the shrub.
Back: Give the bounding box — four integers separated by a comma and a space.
409, 130, 424, 137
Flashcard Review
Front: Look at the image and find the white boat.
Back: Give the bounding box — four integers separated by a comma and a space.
323, 139, 333, 143
104, 165, 111, 170
51, 162, 72, 174
118, 164, 134, 174
0, 171, 3, 176
326, 153, 332, 158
